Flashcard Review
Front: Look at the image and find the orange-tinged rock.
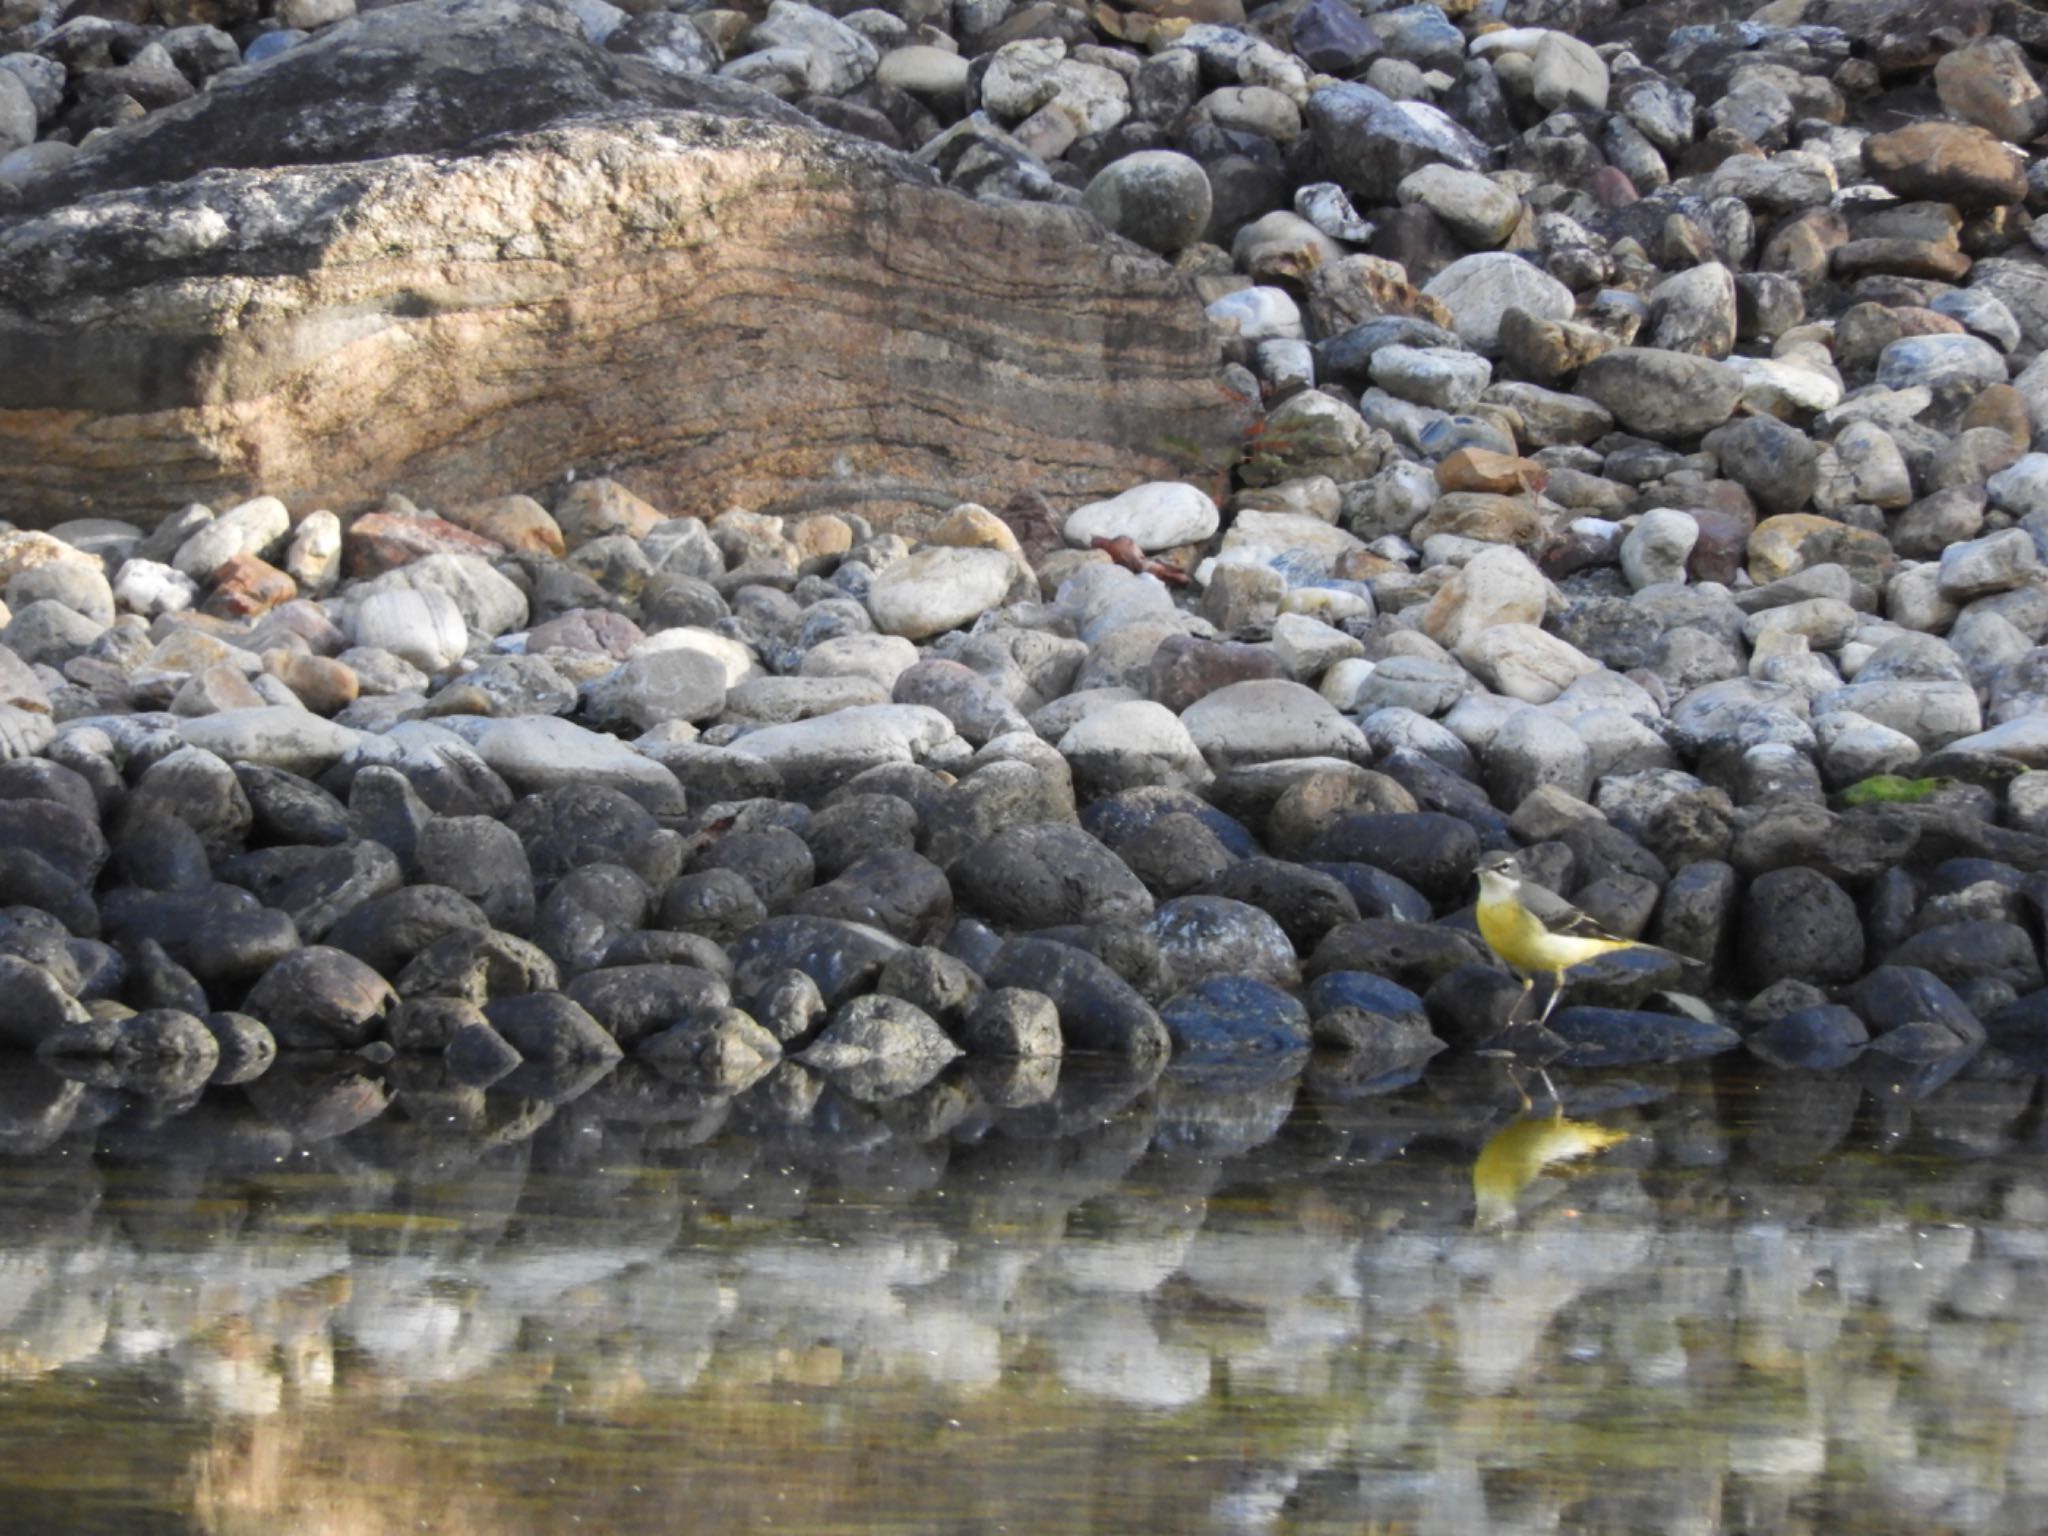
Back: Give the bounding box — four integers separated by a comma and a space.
1435, 448, 1547, 496
448, 494, 565, 557
555, 478, 667, 550
264, 649, 360, 715
1409, 492, 1545, 549
343, 512, 503, 578
0, 531, 94, 584
203, 551, 297, 618
1748, 513, 1897, 587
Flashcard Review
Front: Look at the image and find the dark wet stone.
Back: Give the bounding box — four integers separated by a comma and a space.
414, 814, 536, 935
0, 1064, 84, 1156
40, 1010, 220, 1100
920, 759, 1080, 871
1303, 861, 1434, 921
984, 936, 1171, 1061
1116, 811, 1238, 899
0, 796, 107, 887
41, 1005, 219, 1069
563, 963, 731, 1047
1148, 894, 1300, 989
954, 822, 1155, 929
506, 782, 684, 889
1422, 962, 1530, 1049
241, 945, 396, 1050
1865, 1016, 1979, 1064
1199, 858, 1360, 948
113, 813, 213, 891
1306, 918, 1492, 991
1549, 1007, 1742, 1067
197, 1009, 276, 1083
1847, 965, 1986, 1052
1160, 975, 1311, 1059
245, 1055, 391, 1141
126, 935, 209, 1014
325, 884, 491, 976
601, 929, 731, 976
101, 884, 302, 990
346, 764, 435, 871
940, 914, 1004, 974
797, 994, 963, 1099
62, 938, 123, 1001
1374, 750, 1515, 849
533, 862, 654, 973
215, 839, 403, 941
0, 847, 96, 937
1082, 784, 1259, 857
657, 867, 767, 942
1307, 811, 1482, 908
960, 987, 1062, 1058
691, 825, 815, 912
483, 991, 624, 1065
878, 945, 983, 1022
394, 927, 559, 1003
728, 914, 905, 1009
637, 1008, 782, 1093
444, 1018, 525, 1084
801, 793, 920, 881
236, 763, 351, 846
661, 742, 786, 810
1311, 989, 1446, 1074
1739, 866, 1865, 988
1888, 921, 2045, 996
124, 747, 251, 861
1988, 987, 2048, 1050
1556, 944, 1697, 1009
0, 758, 100, 827
1030, 921, 1171, 999
791, 847, 953, 944
740, 967, 827, 1046
1746, 1003, 1869, 1070
1649, 858, 1737, 964
386, 995, 489, 1052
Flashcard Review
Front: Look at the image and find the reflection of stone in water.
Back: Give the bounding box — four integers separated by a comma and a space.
1052, 1299, 1210, 1410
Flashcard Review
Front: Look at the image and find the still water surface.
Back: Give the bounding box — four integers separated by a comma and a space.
1, 1048, 2045, 1535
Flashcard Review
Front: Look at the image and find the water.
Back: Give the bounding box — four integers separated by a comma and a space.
1, 1048, 2045, 1535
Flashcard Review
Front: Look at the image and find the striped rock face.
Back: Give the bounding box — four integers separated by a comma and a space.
0, 1, 1246, 531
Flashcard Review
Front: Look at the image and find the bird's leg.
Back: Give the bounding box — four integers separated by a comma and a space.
1535, 971, 1566, 1028
1535, 1066, 1562, 1116
1509, 973, 1534, 1025
1505, 1063, 1533, 1114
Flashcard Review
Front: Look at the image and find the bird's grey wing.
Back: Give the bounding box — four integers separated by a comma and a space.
1516, 880, 1633, 945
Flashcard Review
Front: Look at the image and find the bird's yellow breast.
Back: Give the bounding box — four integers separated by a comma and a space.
1476, 885, 1627, 975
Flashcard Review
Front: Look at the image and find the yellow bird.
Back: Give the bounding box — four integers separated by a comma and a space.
1474, 866, 1667, 1028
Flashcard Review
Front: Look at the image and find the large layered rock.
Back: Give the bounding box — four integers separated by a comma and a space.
0, 0, 1245, 528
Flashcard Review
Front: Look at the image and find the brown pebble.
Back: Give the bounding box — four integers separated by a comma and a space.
1961, 383, 2032, 446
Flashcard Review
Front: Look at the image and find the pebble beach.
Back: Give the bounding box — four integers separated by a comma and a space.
0, 0, 2045, 1136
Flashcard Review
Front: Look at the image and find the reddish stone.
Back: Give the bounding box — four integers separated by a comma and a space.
1590, 166, 1639, 208
203, 551, 297, 619
343, 512, 504, 578
525, 608, 648, 659
1146, 634, 1286, 714
1688, 508, 1753, 587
